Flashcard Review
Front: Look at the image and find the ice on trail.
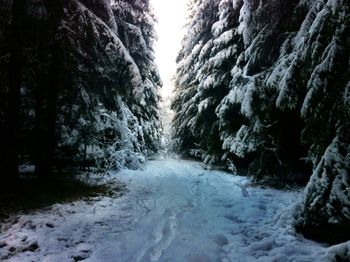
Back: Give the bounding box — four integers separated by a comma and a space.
0, 159, 348, 261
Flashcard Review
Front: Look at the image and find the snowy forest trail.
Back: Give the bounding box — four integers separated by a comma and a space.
0, 159, 341, 261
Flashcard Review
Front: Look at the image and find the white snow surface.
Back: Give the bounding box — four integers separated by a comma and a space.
1, 159, 348, 261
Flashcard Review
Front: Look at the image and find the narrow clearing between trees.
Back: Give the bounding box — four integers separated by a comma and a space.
0, 159, 345, 261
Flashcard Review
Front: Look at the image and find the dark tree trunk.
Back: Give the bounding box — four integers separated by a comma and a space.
3, 0, 25, 185
37, 43, 62, 180
33, 34, 50, 180
35, 1, 64, 180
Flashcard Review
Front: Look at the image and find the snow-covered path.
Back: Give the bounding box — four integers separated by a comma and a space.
0, 159, 345, 261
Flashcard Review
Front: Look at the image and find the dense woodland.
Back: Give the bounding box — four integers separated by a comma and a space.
172, 0, 350, 243
0, 0, 349, 249
0, 0, 162, 183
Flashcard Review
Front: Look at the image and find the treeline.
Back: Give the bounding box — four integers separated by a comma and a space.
172, 0, 350, 243
0, 0, 162, 183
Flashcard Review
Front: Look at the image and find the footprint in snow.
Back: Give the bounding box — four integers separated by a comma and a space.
229, 227, 241, 235
224, 214, 243, 223
46, 222, 55, 228
71, 243, 92, 261
257, 203, 267, 211
211, 234, 229, 247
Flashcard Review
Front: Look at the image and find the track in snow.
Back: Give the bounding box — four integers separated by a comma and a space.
0, 159, 337, 261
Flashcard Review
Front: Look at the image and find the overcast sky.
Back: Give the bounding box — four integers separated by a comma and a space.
151, 0, 188, 98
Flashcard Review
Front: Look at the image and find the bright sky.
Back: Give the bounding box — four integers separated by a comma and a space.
151, 0, 188, 98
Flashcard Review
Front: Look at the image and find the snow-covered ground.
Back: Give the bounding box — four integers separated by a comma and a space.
1, 159, 349, 261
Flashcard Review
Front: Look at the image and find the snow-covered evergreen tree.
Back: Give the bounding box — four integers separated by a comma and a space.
173, 0, 350, 242
292, 0, 350, 243
172, 0, 243, 166
0, 0, 162, 174
55, 0, 162, 171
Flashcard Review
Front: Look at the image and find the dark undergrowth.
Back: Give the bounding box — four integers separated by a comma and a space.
0, 172, 125, 223
199, 161, 309, 190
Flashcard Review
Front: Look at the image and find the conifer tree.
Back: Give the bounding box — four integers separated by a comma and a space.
173, 0, 350, 241
0, 0, 162, 176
